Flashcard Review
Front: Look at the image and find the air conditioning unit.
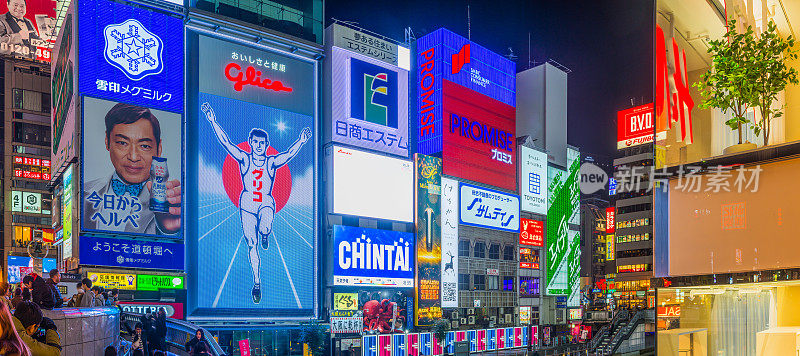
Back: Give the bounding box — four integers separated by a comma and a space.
490, 316, 496, 323
468, 316, 475, 324
468, 308, 475, 315
460, 318, 467, 325
498, 317, 504, 324
451, 310, 459, 319
452, 320, 459, 328
505, 314, 512, 323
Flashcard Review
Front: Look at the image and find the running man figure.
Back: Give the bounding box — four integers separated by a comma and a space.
201, 102, 312, 303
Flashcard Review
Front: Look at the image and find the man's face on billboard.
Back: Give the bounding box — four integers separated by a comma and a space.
249, 135, 267, 156
7, 0, 26, 19
106, 118, 161, 184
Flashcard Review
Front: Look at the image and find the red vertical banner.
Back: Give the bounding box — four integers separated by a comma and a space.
379, 335, 393, 356
606, 207, 615, 233
456, 331, 466, 342
477, 329, 486, 351
239, 339, 251, 356
407, 333, 419, 356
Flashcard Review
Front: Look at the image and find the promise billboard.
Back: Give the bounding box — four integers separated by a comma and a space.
414, 154, 442, 326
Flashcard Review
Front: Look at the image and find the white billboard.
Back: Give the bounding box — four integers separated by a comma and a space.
23, 192, 42, 214
459, 182, 520, 232
332, 145, 414, 222
519, 146, 548, 214
440, 177, 459, 307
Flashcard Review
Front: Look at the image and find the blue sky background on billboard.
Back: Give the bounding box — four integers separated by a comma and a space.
78, 0, 184, 113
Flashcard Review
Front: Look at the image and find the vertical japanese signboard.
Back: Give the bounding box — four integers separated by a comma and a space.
519, 146, 548, 214
545, 166, 568, 295
440, 177, 458, 308
415, 154, 441, 325
51, 1, 76, 175
62, 164, 73, 259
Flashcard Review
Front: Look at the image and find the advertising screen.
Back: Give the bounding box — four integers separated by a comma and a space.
459, 182, 520, 233
617, 103, 655, 149
415, 154, 441, 326
519, 277, 539, 297
567, 148, 580, 225
440, 177, 458, 308
545, 166, 569, 296
519, 146, 548, 214
329, 47, 409, 156
191, 33, 316, 317
667, 159, 800, 276
81, 96, 183, 239
331, 145, 413, 222
13, 156, 51, 180
63, 164, 73, 259
332, 289, 411, 333
0, 0, 55, 62
21, 191, 41, 213
519, 218, 543, 247
606, 207, 615, 233
120, 302, 184, 319
78, 0, 184, 113
333, 225, 414, 287
88, 272, 137, 290
8, 256, 57, 283
80, 235, 184, 270
51, 1, 75, 174
519, 247, 539, 269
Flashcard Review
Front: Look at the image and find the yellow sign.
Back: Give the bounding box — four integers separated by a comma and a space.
333, 293, 358, 311
88, 272, 137, 290
606, 234, 615, 261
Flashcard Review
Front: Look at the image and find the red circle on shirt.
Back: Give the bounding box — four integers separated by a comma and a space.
221, 142, 292, 213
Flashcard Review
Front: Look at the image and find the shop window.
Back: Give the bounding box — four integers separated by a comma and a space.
503, 245, 514, 260
473, 242, 485, 258
473, 274, 486, 290
458, 274, 469, 291
488, 244, 500, 259
458, 240, 470, 257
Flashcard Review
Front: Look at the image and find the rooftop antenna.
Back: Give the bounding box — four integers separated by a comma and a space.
528, 31, 532, 68
467, 3, 471, 40
506, 47, 518, 62
404, 27, 415, 45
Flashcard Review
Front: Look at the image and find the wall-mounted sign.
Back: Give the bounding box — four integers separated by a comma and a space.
0, 0, 55, 62
519, 146, 547, 214
415, 154, 442, 326
22, 192, 42, 214
137, 274, 185, 291
657, 305, 681, 317
13, 156, 51, 180
606, 207, 615, 233
459, 182, 520, 232
78, 0, 184, 113
80, 235, 184, 270
329, 23, 401, 66
333, 225, 414, 287
519, 248, 540, 269
519, 219, 543, 247
617, 103, 655, 149
440, 177, 459, 308
119, 302, 184, 319
333, 293, 358, 311
88, 272, 137, 290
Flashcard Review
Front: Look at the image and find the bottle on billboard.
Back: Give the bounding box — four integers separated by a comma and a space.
149, 157, 170, 212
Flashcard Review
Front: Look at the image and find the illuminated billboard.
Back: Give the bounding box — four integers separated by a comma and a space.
333, 225, 414, 287
617, 103, 655, 149
519, 248, 539, 269
440, 177, 459, 308
79, 235, 184, 270
567, 147, 580, 225
519, 146, 547, 214
51, 1, 76, 174
330, 145, 413, 222
415, 154, 441, 326
13, 156, 51, 180
0, 0, 55, 62
459, 182, 520, 232
78, 0, 184, 113
62, 164, 73, 259
189, 33, 317, 318
416, 28, 517, 191
329, 46, 409, 156
545, 166, 569, 296
88, 272, 137, 290
81, 96, 183, 239
520, 218, 543, 247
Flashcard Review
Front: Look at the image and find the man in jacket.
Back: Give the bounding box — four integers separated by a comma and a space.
13, 301, 61, 355
45, 270, 65, 309
22, 273, 55, 310
78, 278, 96, 308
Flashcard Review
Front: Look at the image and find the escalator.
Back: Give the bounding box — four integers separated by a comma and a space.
121, 311, 227, 356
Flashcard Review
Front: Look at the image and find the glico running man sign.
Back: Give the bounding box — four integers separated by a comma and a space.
333, 225, 415, 288
189, 33, 317, 319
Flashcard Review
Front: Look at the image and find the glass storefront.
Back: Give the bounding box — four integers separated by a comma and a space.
210, 328, 311, 356
657, 280, 800, 355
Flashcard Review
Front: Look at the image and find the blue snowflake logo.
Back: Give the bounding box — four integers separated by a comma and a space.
103, 19, 163, 81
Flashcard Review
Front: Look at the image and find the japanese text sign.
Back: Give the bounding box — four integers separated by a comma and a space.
459, 182, 520, 232
333, 225, 415, 288
519, 218, 543, 246
80, 235, 184, 270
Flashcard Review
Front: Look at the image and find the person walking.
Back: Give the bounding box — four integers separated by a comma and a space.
22, 274, 54, 310
185, 330, 210, 355
0, 302, 30, 355
78, 279, 97, 308
10, 288, 22, 309
155, 308, 167, 352
0, 282, 13, 312
131, 322, 148, 356
44, 270, 64, 309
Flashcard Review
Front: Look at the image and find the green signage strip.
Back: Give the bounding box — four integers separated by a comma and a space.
137, 274, 185, 291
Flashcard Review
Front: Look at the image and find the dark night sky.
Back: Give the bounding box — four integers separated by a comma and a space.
325, 0, 654, 161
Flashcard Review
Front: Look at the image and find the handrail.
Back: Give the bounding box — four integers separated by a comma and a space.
608, 310, 646, 355
589, 310, 631, 352
121, 311, 227, 356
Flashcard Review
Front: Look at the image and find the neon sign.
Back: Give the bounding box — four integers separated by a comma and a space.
225, 63, 292, 93
656, 24, 694, 144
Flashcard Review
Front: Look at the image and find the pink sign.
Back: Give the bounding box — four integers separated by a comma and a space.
239, 339, 251, 356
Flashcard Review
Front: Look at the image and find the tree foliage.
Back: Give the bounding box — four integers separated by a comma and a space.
300, 319, 328, 356
432, 318, 451, 354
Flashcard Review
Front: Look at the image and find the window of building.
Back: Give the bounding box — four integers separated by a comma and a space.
458, 240, 470, 257
488, 244, 500, 259
503, 276, 514, 291
473, 274, 486, 290
12, 180, 48, 190
13, 122, 49, 146
503, 245, 514, 260
520, 277, 540, 297
13, 145, 49, 156
473, 242, 485, 258
487, 275, 499, 290
12, 89, 43, 112
458, 274, 470, 291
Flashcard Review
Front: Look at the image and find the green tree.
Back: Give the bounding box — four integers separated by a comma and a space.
432, 318, 451, 354
300, 319, 328, 356
694, 20, 760, 145
751, 20, 799, 146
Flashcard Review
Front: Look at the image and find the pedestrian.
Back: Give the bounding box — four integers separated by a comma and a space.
78, 278, 96, 308
21, 289, 30, 303
44, 270, 65, 309
67, 282, 83, 307
91, 286, 106, 306
12, 301, 61, 355
22, 274, 54, 310
0, 282, 13, 312
185, 329, 210, 355
156, 308, 167, 350
147, 313, 160, 354
0, 301, 31, 356
108, 289, 119, 306
10, 288, 22, 309
131, 322, 148, 355
104, 345, 117, 356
